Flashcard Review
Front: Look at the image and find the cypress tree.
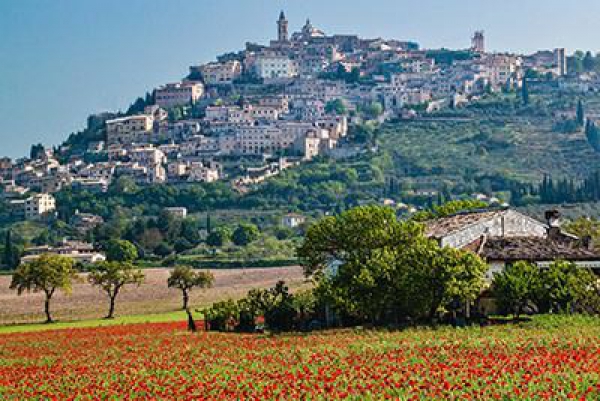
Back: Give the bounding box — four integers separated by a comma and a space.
576, 100, 585, 127
206, 213, 212, 234
521, 78, 529, 106
2, 230, 19, 270
2, 231, 10, 268
586, 120, 600, 152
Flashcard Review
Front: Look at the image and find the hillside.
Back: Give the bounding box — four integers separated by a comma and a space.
376, 90, 600, 191
4, 87, 600, 267
233, 89, 600, 211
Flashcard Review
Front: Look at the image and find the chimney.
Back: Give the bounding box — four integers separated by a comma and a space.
545, 209, 562, 240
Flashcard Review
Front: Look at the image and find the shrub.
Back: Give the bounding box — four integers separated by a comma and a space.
203, 300, 239, 332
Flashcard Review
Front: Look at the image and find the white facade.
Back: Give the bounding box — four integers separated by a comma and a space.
282, 213, 306, 228
17, 193, 57, 220
256, 56, 298, 79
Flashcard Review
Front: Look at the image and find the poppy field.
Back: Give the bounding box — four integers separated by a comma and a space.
0, 316, 599, 400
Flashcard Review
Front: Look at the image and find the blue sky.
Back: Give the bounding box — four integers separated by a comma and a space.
1, 0, 599, 158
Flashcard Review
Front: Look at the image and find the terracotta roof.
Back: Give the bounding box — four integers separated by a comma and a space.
480, 237, 600, 262
425, 209, 507, 239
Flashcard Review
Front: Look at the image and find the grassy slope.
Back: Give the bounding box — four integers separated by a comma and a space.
375, 93, 600, 191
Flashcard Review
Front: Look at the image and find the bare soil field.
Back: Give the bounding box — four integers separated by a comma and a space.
0, 266, 307, 325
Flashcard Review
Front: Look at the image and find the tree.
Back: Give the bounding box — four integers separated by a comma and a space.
174, 238, 194, 254
493, 261, 542, 319
30, 143, 45, 160
154, 242, 174, 257
349, 122, 377, 145
206, 213, 212, 234
88, 262, 144, 319
365, 102, 384, 119
521, 77, 529, 106
539, 260, 597, 313
576, 100, 585, 127
168, 266, 214, 310
583, 51, 596, 71
157, 211, 183, 243
10, 254, 77, 323
298, 205, 487, 324
110, 176, 139, 194
206, 227, 232, 248
585, 120, 600, 152
565, 217, 600, 251
232, 224, 260, 247
105, 239, 138, 262
412, 199, 489, 222
181, 219, 201, 245
2, 230, 20, 270
325, 99, 347, 115
261, 281, 296, 331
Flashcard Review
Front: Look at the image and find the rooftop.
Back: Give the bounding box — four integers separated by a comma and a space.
424, 209, 509, 239
481, 236, 600, 262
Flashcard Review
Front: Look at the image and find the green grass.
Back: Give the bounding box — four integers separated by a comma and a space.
0, 310, 192, 335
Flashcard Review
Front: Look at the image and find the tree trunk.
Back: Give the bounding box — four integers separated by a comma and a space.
182, 290, 189, 311
186, 308, 197, 332
106, 295, 117, 319
44, 291, 53, 324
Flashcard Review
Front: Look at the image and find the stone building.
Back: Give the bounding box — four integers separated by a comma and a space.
425, 209, 600, 280
154, 82, 204, 108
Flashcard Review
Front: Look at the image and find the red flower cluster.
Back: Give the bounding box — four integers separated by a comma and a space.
0, 320, 599, 400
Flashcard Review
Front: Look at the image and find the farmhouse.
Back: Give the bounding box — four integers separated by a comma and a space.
425, 208, 600, 280
21, 240, 106, 264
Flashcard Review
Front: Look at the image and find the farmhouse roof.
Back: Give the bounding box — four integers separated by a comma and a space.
480, 236, 600, 262
425, 209, 509, 239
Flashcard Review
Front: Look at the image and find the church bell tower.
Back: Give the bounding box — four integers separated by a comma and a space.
277, 11, 289, 43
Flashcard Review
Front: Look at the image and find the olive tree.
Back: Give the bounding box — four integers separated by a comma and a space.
88, 261, 145, 319
167, 266, 214, 310
10, 254, 77, 323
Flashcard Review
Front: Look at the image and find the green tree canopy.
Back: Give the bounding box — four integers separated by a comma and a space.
412, 199, 489, 222
10, 254, 77, 323
88, 261, 144, 319
206, 227, 232, 248
540, 260, 597, 313
167, 266, 214, 310
565, 217, 600, 251
492, 261, 542, 319
325, 99, 348, 116
365, 102, 384, 119
298, 205, 487, 323
232, 224, 260, 247
105, 239, 138, 262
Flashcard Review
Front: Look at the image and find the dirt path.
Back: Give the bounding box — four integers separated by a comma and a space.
0, 267, 307, 324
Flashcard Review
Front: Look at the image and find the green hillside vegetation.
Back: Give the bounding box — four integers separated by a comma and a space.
5, 86, 600, 266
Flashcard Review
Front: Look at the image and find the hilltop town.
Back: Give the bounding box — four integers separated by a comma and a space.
2, 12, 600, 265
0, 12, 589, 214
